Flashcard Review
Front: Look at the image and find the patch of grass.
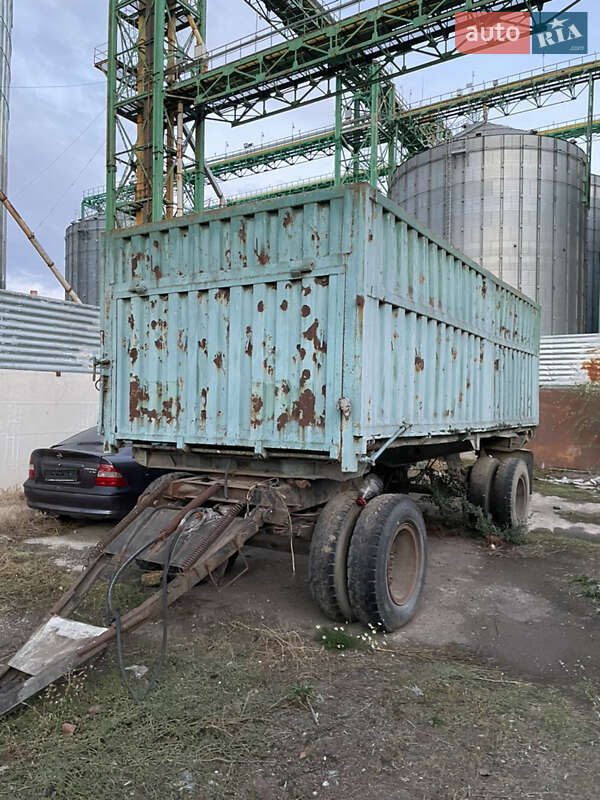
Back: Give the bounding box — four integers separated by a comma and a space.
0, 549, 69, 611
533, 476, 600, 505
1, 624, 599, 799
571, 575, 600, 611
313, 625, 369, 652
0, 490, 78, 542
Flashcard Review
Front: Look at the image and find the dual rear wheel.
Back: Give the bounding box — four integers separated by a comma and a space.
468, 455, 531, 528
309, 492, 428, 632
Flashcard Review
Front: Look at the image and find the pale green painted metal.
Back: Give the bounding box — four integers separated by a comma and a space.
100, 183, 540, 473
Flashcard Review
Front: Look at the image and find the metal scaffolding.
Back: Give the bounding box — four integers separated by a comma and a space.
100, 0, 590, 228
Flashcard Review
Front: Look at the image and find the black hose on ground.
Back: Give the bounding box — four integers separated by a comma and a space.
105, 526, 184, 704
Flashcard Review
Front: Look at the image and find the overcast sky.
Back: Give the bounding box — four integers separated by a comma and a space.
4, 0, 599, 300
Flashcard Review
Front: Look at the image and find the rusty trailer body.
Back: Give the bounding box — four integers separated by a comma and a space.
99, 183, 539, 476
0, 185, 542, 715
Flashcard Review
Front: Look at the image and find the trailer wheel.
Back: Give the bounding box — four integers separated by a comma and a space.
308, 492, 363, 622
491, 457, 530, 529
347, 494, 428, 632
467, 456, 500, 514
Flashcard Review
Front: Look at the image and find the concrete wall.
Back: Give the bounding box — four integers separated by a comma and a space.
0, 370, 98, 489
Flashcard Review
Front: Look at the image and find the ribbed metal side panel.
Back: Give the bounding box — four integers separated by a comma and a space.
357, 198, 539, 438
0, 0, 12, 289
101, 184, 539, 473
390, 126, 587, 336
539, 334, 600, 386
586, 175, 600, 333
65, 215, 105, 306
0, 289, 100, 372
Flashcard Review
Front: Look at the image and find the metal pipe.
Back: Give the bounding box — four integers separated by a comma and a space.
176, 101, 184, 215
0, 191, 82, 303
204, 161, 226, 207
0, 0, 12, 288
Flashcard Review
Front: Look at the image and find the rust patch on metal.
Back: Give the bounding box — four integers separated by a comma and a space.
415, 355, 424, 373
300, 368, 311, 387
153, 265, 162, 284
296, 344, 306, 361
277, 411, 290, 431
177, 330, 186, 351
368, 232, 373, 242
128, 314, 135, 330
429, 296, 434, 307
239, 220, 247, 245
356, 295, 365, 308
291, 389, 317, 428
250, 394, 263, 428
480, 343, 485, 364
466, 379, 471, 390
451, 347, 457, 362
257, 300, 264, 313
314, 276, 328, 287
155, 338, 163, 350
481, 278, 487, 298
215, 288, 230, 303
129, 346, 138, 365
263, 358, 274, 377
200, 387, 208, 422
245, 326, 253, 357
129, 377, 158, 423
213, 352, 224, 371
198, 338, 207, 354
303, 285, 312, 296
302, 319, 326, 353
282, 211, 293, 229
280, 299, 288, 311
418, 275, 425, 285
494, 359, 500, 372
301, 304, 311, 318
459, 392, 463, 404
322, 385, 326, 397
224, 248, 231, 268
153, 239, 159, 250
161, 397, 183, 424
255, 247, 269, 266
582, 358, 600, 382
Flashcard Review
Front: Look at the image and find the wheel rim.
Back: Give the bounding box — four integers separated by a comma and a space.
514, 474, 528, 523
386, 523, 420, 606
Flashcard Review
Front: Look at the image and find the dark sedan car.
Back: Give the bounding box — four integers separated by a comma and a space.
24, 427, 166, 520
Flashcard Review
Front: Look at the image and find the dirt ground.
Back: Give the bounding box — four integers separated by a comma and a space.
0, 480, 599, 800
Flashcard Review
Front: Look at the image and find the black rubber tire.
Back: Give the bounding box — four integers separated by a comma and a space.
308, 492, 363, 622
347, 494, 428, 632
467, 456, 500, 514
491, 457, 531, 529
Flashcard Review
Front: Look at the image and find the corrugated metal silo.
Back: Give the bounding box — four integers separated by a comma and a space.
64, 215, 104, 306
390, 122, 587, 335
586, 174, 600, 333
0, 0, 13, 290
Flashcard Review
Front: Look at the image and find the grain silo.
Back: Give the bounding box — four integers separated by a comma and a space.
390, 121, 587, 335
586, 174, 600, 333
64, 215, 104, 306
0, 0, 13, 289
